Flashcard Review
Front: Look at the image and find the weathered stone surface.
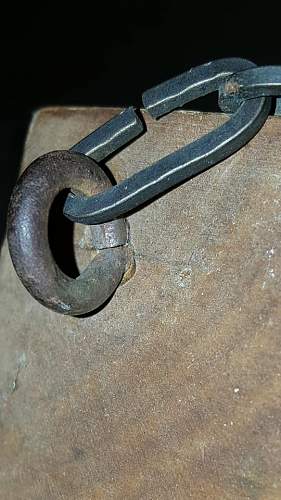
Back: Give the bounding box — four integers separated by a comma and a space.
1, 107, 281, 499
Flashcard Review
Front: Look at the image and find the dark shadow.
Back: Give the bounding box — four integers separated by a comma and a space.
76, 289, 117, 319
48, 189, 79, 278
182, 93, 221, 113
0, 114, 30, 248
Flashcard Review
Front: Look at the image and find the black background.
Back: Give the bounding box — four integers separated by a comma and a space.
1, 3, 280, 244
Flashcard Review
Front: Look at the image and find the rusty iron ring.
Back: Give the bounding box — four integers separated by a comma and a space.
7, 151, 128, 315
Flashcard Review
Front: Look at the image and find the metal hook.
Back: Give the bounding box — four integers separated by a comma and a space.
64, 58, 271, 225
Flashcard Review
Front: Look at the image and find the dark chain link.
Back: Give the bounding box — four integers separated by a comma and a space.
64, 58, 281, 225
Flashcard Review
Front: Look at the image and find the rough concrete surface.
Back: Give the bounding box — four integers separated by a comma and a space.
1, 107, 281, 499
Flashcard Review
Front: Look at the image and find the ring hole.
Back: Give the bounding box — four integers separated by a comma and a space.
48, 189, 79, 278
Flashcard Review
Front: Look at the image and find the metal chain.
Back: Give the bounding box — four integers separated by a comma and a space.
64, 58, 281, 225
7, 58, 281, 314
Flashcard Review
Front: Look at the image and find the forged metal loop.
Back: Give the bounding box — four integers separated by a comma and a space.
64, 58, 271, 225
8, 151, 128, 315
143, 58, 259, 118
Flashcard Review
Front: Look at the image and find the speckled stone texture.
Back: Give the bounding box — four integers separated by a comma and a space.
1, 107, 281, 499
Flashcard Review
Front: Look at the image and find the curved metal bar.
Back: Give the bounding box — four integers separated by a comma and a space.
219, 66, 281, 113
8, 151, 128, 315
142, 58, 258, 118
64, 59, 271, 225
70, 106, 144, 161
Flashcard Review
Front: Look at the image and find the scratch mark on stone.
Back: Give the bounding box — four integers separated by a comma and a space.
9, 353, 27, 395
262, 248, 276, 289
